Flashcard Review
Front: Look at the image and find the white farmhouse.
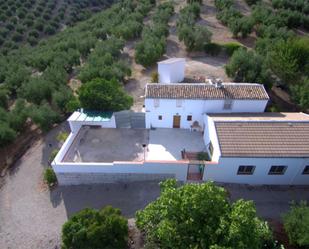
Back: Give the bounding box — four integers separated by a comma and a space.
145, 83, 269, 129
52, 58, 309, 185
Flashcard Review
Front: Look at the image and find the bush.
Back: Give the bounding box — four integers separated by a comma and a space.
151, 71, 159, 83
49, 148, 60, 162
283, 201, 309, 247
137, 180, 274, 249
197, 152, 210, 161
43, 167, 57, 186
29, 104, 60, 132
56, 131, 69, 143
204, 42, 222, 56
62, 206, 128, 249
222, 42, 243, 56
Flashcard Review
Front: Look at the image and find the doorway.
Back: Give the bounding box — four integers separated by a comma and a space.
187, 164, 204, 181
173, 115, 181, 128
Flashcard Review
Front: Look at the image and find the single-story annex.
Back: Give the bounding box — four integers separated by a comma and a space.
52, 58, 309, 185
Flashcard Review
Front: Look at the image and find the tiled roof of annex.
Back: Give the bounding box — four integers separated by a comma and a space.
209, 112, 309, 158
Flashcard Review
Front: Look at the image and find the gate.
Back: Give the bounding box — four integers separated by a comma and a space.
114, 111, 146, 129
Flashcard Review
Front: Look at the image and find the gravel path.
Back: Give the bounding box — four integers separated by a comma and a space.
0, 124, 161, 249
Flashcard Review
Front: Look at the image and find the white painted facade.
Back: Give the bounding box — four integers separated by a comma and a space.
145, 98, 268, 129
203, 157, 309, 185
158, 58, 185, 84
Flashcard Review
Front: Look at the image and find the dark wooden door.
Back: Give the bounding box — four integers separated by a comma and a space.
173, 115, 181, 128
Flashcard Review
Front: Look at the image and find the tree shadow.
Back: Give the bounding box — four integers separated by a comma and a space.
55, 181, 161, 218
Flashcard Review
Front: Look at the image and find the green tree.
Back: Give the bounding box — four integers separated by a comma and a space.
290, 78, 309, 110
283, 201, 309, 247
136, 180, 273, 249
62, 206, 128, 249
29, 104, 60, 132
225, 49, 270, 85
78, 78, 133, 111
0, 121, 16, 147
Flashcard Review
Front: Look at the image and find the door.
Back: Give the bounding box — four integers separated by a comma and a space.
173, 115, 181, 128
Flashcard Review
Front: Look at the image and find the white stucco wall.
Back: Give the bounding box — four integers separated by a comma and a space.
158, 59, 185, 84
203, 115, 221, 162
52, 161, 189, 184
203, 157, 309, 185
145, 98, 268, 129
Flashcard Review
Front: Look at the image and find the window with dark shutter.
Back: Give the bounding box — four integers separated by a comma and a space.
268, 166, 287, 175
237, 165, 255, 175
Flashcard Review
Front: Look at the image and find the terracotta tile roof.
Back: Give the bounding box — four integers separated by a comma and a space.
214, 121, 309, 158
145, 83, 269, 100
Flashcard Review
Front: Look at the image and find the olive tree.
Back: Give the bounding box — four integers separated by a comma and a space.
136, 179, 273, 249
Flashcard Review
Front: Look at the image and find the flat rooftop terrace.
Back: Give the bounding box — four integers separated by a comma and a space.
63, 127, 205, 163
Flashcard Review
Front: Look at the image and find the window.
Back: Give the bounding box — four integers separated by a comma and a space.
208, 141, 214, 157
302, 166, 309, 175
187, 115, 192, 121
223, 99, 233, 110
158, 115, 162, 120
268, 166, 287, 175
154, 99, 160, 108
237, 165, 255, 175
176, 99, 182, 107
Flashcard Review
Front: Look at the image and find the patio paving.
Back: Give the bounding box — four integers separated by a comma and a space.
147, 128, 206, 161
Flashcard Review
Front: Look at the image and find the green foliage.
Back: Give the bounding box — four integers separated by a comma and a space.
0, 89, 8, 108
29, 104, 60, 132
268, 37, 309, 86
136, 180, 273, 249
225, 49, 271, 85
65, 97, 81, 113
222, 42, 243, 56
0, 120, 16, 147
177, 3, 212, 51
204, 42, 222, 56
197, 152, 210, 161
245, 0, 261, 5
290, 77, 309, 110
49, 148, 60, 162
151, 71, 159, 83
215, 0, 253, 38
62, 206, 128, 249
135, 2, 174, 67
79, 78, 133, 112
56, 131, 69, 143
43, 167, 57, 186
283, 201, 309, 247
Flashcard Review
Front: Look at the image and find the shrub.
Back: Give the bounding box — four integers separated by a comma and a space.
43, 167, 57, 186
49, 148, 60, 162
29, 104, 60, 132
204, 42, 222, 56
222, 42, 243, 56
62, 206, 128, 249
197, 152, 210, 161
283, 201, 309, 247
151, 71, 159, 83
56, 131, 69, 143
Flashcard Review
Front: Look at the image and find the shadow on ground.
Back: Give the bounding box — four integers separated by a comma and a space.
50, 181, 161, 218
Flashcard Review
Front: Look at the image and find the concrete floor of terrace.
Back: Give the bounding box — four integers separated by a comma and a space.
63, 127, 206, 163
63, 127, 149, 163
147, 128, 206, 161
